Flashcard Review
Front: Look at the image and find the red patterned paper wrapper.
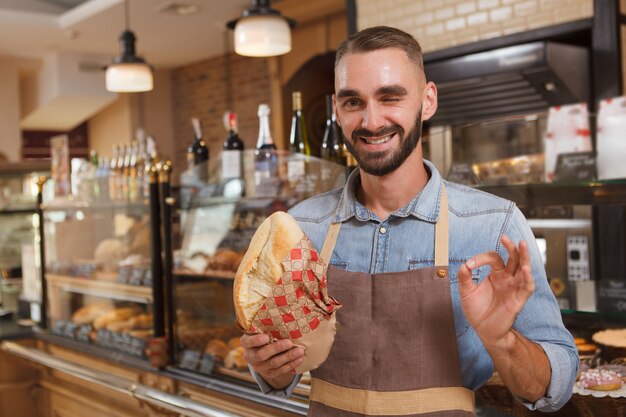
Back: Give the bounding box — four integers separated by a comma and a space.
250, 236, 341, 340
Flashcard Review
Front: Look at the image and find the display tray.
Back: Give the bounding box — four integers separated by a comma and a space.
476, 373, 626, 417
47, 273, 152, 302
173, 269, 235, 280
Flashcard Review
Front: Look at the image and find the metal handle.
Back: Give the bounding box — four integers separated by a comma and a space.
1, 341, 243, 417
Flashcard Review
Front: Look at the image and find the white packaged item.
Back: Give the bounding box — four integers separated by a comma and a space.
543, 103, 592, 182
597, 96, 626, 179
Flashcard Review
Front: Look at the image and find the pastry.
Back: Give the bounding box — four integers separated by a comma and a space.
593, 329, 626, 348
227, 337, 241, 349
208, 249, 244, 272
574, 337, 586, 346
577, 343, 598, 356
93, 306, 142, 329
224, 346, 247, 370
71, 303, 113, 325
204, 339, 230, 361
579, 369, 623, 391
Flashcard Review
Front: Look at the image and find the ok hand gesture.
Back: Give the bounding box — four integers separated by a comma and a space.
457, 235, 535, 347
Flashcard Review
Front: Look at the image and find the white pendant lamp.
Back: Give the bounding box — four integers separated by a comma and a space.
227, 0, 296, 57
105, 0, 153, 92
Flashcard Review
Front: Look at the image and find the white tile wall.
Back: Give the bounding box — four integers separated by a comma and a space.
356, 0, 594, 52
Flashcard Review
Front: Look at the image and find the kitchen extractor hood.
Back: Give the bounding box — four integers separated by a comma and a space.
424, 41, 589, 125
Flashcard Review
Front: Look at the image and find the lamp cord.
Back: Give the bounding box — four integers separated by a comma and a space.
124, 0, 129, 31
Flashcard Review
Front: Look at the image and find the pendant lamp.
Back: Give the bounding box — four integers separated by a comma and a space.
227, 0, 296, 57
105, 0, 153, 92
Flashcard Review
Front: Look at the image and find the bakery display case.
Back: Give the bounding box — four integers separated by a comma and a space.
0, 161, 50, 317
167, 150, 345, 399
428, 114, 626, 416
42, 194, 158, 361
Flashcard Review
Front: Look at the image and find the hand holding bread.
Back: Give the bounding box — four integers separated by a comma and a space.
233, 212, 341, 377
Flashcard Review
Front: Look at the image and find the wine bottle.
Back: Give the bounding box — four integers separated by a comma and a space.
255, 104, 278, 196
222, 112, 245, 181
289, 91, 311, 155
109, 145, 120, 200
128, 141, 139, 201
321, 94, 346, 165
187, 117, 209, 181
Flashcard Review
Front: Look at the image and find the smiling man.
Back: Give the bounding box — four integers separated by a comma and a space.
240, 26, 577, 416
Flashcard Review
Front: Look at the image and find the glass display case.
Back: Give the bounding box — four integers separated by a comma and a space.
427, 113, 626, 355
0, 161, 50, 316
42, 197, 157, 360
168, 150, 345, 397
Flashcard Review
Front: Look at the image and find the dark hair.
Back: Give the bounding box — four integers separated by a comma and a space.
335, 26, 424, 72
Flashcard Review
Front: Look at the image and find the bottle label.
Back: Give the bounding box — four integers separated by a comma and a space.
222, 150, 243, 180
186, 153, 195, 171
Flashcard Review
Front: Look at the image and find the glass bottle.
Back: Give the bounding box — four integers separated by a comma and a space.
289, 91, 311, 155
222, 112, 245, 181
109, 145, 120, 200
321, 94, 346, 165
255, 104, 278, 196
187, 117, 209, 181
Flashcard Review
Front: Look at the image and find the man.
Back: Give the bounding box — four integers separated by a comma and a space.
241, 26, 577, 415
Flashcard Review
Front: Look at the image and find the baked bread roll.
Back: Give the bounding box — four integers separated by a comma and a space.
224, 346, 247, 370
205, 339, 230, 361
93, 306, 142, 330
233, 211, 341, 373
71, 303, 113, 325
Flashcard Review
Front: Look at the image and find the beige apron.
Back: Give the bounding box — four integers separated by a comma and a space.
308, 187, 475, 416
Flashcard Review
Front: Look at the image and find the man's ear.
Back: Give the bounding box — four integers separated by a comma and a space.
421, 81, 438, 122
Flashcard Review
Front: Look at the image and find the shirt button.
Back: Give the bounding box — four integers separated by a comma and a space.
379, 227, 387, 234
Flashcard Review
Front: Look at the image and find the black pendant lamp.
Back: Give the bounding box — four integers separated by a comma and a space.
105, 0, 153, 92
227, 0, 296, 57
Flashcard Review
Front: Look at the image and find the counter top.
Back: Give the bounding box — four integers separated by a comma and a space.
0, 319, 34, 341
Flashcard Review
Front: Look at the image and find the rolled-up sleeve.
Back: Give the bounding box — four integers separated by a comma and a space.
504, 207, 579, 411
250, 366, 302, 398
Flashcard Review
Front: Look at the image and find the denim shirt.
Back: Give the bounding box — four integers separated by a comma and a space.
254, 160, 577, 412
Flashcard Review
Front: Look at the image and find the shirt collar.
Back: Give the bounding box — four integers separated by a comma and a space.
333, 159, 444, 224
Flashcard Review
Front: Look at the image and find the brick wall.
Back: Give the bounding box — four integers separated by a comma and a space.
170, 54, 271, 174
356, 0, 593, 52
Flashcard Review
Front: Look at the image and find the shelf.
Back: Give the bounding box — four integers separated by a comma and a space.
0, 207, 37, 215
173, 269, 235, 281
477, 179, 626, 207
47, 273, 152, 303
43, 199, 149, 213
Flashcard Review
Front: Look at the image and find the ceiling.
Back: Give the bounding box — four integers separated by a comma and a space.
0, 0, 254, 68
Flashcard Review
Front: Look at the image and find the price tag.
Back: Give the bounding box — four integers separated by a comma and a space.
554, 152, 597, 182
179, 350, 201, 371
199, 355, 216, 375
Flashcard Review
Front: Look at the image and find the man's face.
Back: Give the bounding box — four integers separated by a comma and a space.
334, 48, 435, 176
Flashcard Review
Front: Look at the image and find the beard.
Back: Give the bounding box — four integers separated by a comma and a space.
343, 109, 423, 177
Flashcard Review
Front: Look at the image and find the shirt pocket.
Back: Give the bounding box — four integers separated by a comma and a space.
408, 258, 484, 338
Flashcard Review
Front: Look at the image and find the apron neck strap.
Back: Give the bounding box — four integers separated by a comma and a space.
434, 186, 449, 268
320, 184, 450, 268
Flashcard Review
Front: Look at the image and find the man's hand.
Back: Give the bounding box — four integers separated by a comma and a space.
458, 236, 550, 402
240, 333, 305, 389
457, 235, 535, 348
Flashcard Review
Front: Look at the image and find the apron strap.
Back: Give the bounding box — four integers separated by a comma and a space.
434, 186, 449, 269
321, 221, 341, 268
320, 184, 449, 270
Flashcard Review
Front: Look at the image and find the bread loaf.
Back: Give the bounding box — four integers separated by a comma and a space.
233, 211, 341, 373
234, 211, 304, 330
